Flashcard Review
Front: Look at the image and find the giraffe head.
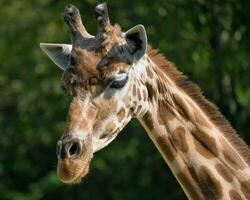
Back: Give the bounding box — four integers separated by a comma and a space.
40, 3, 149, 184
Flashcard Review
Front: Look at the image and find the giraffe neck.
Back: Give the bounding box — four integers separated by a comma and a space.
138, 52, 250, 200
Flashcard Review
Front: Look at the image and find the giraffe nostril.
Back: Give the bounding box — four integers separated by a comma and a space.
57, 139, 82, 160
68, 141, 81, 158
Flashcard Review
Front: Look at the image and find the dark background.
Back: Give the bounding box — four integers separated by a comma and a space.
0, 0, 250, 199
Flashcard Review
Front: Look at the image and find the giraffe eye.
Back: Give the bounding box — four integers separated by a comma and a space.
110, 73, 128, 89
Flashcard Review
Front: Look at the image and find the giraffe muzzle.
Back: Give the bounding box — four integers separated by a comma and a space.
56, 137, 92, 184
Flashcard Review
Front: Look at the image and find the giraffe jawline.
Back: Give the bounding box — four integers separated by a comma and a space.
94, 130, 121, 153
68, 164, 90, 184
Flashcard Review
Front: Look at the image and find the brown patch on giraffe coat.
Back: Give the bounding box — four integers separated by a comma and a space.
117, 108, 126, 122
193, 138, 214, 159
130, 106, 135, 115
192, 129, 219, 158
106, 122, 116, 133
194, 110, 213, 129
146, 67, 153, 78
137, 88, 142, 100
215, 163, 233, 183
156, 135, 177, 161
172, 127, 188, 153
130, 101, 138, 116
145, 82, 156, 102
229, 190, 243, 200
172, 94, 190, 121
142, 112, 154, 130
221, 138, 245, 170
156, 78, 166, 95
190, 165, 223, 200
136, 105, 142, 114
240, 180, 250, 199
176, 167, 205, 200
157, 100, 175, 126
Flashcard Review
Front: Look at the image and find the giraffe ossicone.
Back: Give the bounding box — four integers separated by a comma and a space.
40, 3, 250, 200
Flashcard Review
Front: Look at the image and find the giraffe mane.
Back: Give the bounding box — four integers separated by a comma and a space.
147, 47, 250, 166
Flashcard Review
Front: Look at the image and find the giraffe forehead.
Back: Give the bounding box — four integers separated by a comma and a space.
73, 48, 101, 77
101, 24, 124, 51
74, 47, 130, 75
62, 48, 131, 93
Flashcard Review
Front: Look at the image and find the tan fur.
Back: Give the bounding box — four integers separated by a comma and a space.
240, 180, 250, 199
106, 122, 116, 133
117, 108, 126, 122
191, 129, 219, 157
176, 167, 205, 200
142, 112, 154, 131
184, 165, 223, 200
222, 142, 246, 170
158, 100, 175, 122
215, 163, 234, 183
147, 47, 250, 167
193, 135, 214, 159
172, 94, 190, 121
193, 110, 213, 129
156, 135, 177, 161
51, 4, 250, 198
101, 24, 122, 53
229, 189, 243, 200
144, 47, 250, 199
198, 166, 223, 200
145, 81, 156, 101
172, 127, 189, 153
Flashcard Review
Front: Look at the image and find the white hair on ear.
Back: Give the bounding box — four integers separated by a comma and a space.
40, 43, 72, 71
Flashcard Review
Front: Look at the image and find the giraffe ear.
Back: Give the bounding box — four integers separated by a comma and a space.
39, 43, 72, 71
124, 24, 147, 61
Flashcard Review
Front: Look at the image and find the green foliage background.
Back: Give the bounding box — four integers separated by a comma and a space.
0, 0, 250, 199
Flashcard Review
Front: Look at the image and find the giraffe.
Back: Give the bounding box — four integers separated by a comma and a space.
40, 3, 250, 200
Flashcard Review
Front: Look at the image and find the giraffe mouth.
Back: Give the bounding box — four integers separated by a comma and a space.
57, 156, 92, 184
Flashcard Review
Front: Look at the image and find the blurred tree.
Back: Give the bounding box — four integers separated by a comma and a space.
0, 0, 249, 199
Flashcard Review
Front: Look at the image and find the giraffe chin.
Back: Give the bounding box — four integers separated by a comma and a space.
57, 157, 91, 184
